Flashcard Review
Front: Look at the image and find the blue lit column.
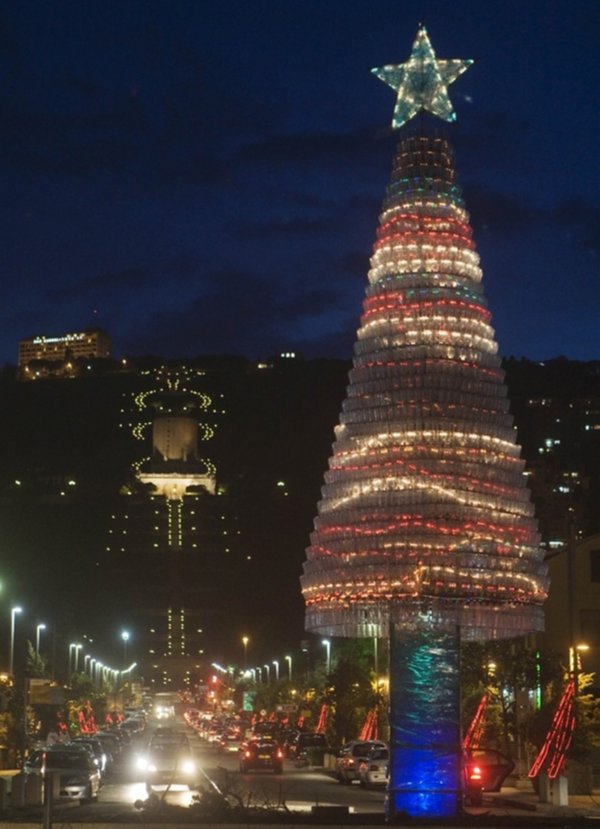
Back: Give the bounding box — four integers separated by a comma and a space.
387, 619, 461, 819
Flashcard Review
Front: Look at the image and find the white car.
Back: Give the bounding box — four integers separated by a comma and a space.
358, 745, 389, 788
24, 746, 101, 802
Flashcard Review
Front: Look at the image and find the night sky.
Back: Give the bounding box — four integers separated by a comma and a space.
1, 0, 598, 367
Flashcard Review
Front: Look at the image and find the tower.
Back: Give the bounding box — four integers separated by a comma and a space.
301, 27, 548, 818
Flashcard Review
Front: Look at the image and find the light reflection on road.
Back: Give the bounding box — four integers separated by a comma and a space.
103, 780, 197, 807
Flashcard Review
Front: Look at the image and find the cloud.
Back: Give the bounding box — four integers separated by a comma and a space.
553, 197, 600, 253
462, 184, 543, 234
238, 127, 394, 169
44, 259, 194, 303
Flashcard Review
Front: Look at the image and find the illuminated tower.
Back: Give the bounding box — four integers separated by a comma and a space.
301, 27, 548, 818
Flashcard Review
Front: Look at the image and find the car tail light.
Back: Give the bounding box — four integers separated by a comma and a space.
277, 750, 283, 759
245, 750, 251, 758
468, 765, 482, 782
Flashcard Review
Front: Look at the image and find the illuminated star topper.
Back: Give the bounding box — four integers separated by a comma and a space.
372, 25, 473, 129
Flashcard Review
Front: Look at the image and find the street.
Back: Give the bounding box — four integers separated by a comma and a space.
20, 721, 386, 821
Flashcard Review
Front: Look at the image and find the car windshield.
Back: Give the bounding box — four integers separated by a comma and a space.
149, 743, 188, 757
46, 751, 91, 769
300, 734, 327, 747
352, 743, 372, 756
370, 748, 388, 760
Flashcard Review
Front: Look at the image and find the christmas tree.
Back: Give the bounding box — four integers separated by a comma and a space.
301, 26, 548, 818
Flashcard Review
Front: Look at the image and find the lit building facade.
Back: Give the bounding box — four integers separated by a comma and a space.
106, 365, 244, 689
19, 328, 111, 380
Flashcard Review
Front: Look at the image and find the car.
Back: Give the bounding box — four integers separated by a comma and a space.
92, 732, 121, 766
137, 735, 198, 793
71, 737, 109, 774
464, 748, 515, 804
23, 745, 101, 803
357, 745, 389, 788
218, 728, 243, 754
239, 738, 284, 774
287, 732, 329, 765
335, 740, 387, 784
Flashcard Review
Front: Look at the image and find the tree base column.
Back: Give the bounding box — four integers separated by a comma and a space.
387, 619, 462, 819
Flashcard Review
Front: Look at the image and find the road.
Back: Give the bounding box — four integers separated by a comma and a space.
35, 720, 386, 820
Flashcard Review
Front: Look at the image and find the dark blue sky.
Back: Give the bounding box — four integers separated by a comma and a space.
1, 0, 598, 366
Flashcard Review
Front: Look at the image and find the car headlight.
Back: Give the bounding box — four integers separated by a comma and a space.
181, 759, 196, 775
147, 763, 157, 773
136, 756, 148, 771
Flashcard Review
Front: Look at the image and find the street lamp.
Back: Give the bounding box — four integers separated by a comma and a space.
322, 639, 331, 674
272, 659, 279, 681
90, 658, 96, 682
35, 623, 46, 656
569, 643, 590, 693
263, 663, 270, 683
255, 667, 262, 682
84, 654, 91, 673
242, 636, 249, 669
9, 606, 22, 676
121, 630, 130, 667
285, 655, 292, 681
69, 643, 82, 674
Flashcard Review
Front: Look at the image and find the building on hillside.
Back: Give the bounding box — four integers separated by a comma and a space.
543, 533, 600, 690
105, 365, 245, 690
19, 328, 111, 380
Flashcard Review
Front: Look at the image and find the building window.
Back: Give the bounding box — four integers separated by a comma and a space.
590, 549, 600, 583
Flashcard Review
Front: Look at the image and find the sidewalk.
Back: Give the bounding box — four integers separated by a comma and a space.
484, 781, 600, 822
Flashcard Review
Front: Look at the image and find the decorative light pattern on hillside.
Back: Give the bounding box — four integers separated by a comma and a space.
372, 26, 472, 129
301, 136, 548, 640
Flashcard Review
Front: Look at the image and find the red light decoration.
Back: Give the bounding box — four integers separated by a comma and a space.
301, 136, 548, 640
528, 680, 576, 780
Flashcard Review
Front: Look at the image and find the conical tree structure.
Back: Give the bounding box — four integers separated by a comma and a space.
301, 134, 548, 641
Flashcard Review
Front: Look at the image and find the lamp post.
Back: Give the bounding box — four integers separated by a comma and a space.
255, 667, 262, 683
121, 630, 130, 668
9, 606, 22, 676
272, 660, 279, 681
69, 643, 82, 674
285, 655, 292, 681
263, 663, 270, 683
74, 643, 82, 672
242, 636, 249, 669
36, 623, 46, 657
90, 658, 96, 683
84, 654, 91, 674
322, 639, 331, 674
569, 643, 589, 694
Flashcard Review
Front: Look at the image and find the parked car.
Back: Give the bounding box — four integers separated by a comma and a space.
239, 738, 284, 774
335, 740, 387, 784
23, 745, 101, 803
357, 745, 389, 788
71, 737, 109, 774
464, 748, 515, 804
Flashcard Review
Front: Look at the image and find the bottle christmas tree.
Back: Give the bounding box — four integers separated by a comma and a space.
301, 26, 548, 818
